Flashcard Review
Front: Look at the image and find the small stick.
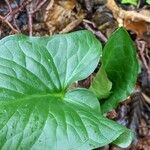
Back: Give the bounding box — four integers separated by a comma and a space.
142, 93, 150, 104
83, 21, 107, 43
33, 0, 48, 13
59, 18, 83, 34
137, 40, 150, 72
5, 0, 32, 19
28, 11, 33, 36
0, 15, 18, 33
26, 0, 48, 36
83, 19, 96, 28
5, 0, 12, 12
5, 0, 20, 32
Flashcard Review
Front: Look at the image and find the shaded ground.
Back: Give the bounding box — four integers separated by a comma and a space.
0, 0, 150, 149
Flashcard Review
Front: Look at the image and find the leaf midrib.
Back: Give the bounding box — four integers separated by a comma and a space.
0, 92, 65, 104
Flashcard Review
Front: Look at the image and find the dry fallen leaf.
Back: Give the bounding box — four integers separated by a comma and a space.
44, 0, 85, 34
106, 0, 150, 39
124, 18, 148, 37
106, 0, 150, 24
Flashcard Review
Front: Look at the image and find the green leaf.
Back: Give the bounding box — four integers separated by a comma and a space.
0, 89, 133, 149
90, 65, 112, 99
113, 129, 134, 148
146, 0, 150, 4
0, 31, 133, 149
101, 27, 139, 113
121, 0, 138, 5
45, 32, 102, 88
0, 31, 101, 91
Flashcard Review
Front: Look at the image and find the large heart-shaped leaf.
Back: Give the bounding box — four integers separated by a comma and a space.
0, 31, 133, 149
101, 27, 139, 113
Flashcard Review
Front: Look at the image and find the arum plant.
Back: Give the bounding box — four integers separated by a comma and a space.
0, 27, 138, 150
90, 27, 139, 113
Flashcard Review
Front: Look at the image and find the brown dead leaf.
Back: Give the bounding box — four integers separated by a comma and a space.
106, 0, 150, 39
106, 0, 150, 24
124, 18, 148, 38
44, 0, 85, 34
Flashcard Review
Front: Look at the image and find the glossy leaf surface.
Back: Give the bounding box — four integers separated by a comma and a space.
0, 31, 133, 149
90, 66, 112, 99
101, 27, 139, 113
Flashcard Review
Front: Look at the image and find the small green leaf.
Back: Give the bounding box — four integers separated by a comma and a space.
121, 0, 138, 5
146, 0, 150, 4
101, 27, 139, 113
0, 31, 133, 149
90, 65, 112, 99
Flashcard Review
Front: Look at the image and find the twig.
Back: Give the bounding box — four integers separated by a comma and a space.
83, 21, 107, 43
1, 0, 32, 33
5, 0, 12, 12
137, 40, 150, 74
5, 0, 32, 19
0, 15, 18, 33
26, 0, 48, 36
83, 19, 96, 28
34, 0, 48, 13
4, 0, 20, 32
59, 18, 83, 34
142, 93, 150, 104
27, 11, 33, 36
